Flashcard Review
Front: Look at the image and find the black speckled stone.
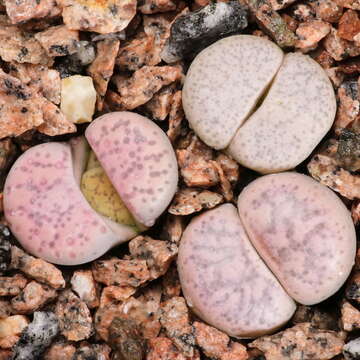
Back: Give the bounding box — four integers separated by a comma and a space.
12, 311, 59, 360
338, 129, 360, 172
161, 1, 248, 63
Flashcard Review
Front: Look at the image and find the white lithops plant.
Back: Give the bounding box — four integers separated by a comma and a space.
183, 35, 336, 173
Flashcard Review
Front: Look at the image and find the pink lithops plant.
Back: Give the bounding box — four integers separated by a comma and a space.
85, 111, 178, 227
4, 112, 179, 265
178, 172, 356, 337
183, 35, 336, 173
3, 142, 136, 265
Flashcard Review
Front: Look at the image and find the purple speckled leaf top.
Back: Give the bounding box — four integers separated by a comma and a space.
85, 111, 179, 227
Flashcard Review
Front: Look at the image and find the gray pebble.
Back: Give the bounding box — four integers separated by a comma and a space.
161, 1, 248, 63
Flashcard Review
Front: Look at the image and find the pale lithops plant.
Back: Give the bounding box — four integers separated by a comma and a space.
178, 173, 356, 337
4, 112, 178, 265
183, 35, 284, 150
183, 35, 336, 173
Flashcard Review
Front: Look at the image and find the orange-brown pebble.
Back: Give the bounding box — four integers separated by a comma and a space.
296, 20, 331, 52
58, 0, 137, 34
145, 84, 176, 121
129, 236, 177, 280
147, 337, 201, 360
43, 342, 76, 360
0, 70, 44, 138
71, 270, 100, 309
160, 297, 195, 356
326, 67, 345, 88
4, 62, 71, 137
314, 0, 343, 23
117, 32, 159, 71
92, 258, 150, 287
114, 65, 182, 110
334, 82, 360, 132
11, 280, 57, 314
11, 246, 65, 289
290, 3, 315, 22
87, 39, 120, 97
314, 49, 335, 69
124, 288, 162, 339
308, 142, 360, 199
281, 14, 299, 32
95, 292, 161, 341
55, 290, 93, 341
167, 90, 185, 143
100, 285, 136, 307
324, 27, 360, 60
143, 12, 174, 59
0, 315, 29, 349
0, 69, 72, 137
0, 273, 27, 296
9, 63, 61, 104
250, 323, 344, 360
177, 135, 219, 188
193, 321, 248, 360
162, 214, 185, 245
341, 301, 360, 331
95, 303, 124, 341
211, 161, 233, 202
215, 154, 240, 184
4, 0, 60, 24
0, 25, 52, 65
338, 9, 360, 40
37, 98, 76, 136
169, 188, 223, 216
34, 25, 79, 57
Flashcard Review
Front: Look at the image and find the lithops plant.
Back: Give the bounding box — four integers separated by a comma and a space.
183, 35, 336, 173
178, 172, 356, 337
4, 112, 178, 265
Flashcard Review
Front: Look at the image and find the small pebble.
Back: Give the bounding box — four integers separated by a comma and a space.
12, 312, 58, 360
